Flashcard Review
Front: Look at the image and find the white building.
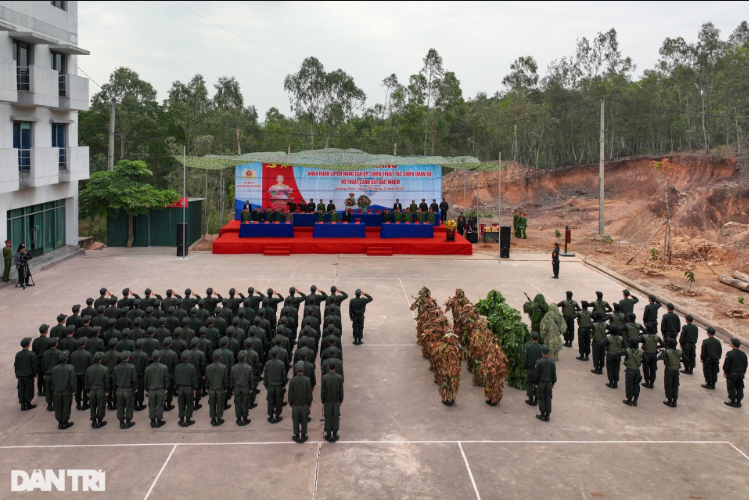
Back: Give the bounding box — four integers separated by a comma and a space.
0, 1, 88, 258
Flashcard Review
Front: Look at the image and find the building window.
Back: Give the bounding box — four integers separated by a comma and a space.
52, 51, 67, 96
51, 1, 66, 11
12, 40, 31, 91
13, 122, 32, 171
52, 123, 67, 170
7, 200, 67, 257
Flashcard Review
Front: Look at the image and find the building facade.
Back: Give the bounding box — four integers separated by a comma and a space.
0, 1, 88, 257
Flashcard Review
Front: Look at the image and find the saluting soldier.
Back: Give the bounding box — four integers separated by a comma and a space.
188, 337, 206, 409
14, 338, 37, 411
571, 301, 592, 350
601, 322, 625, 389
113, 351, 137, 429
700, 327, 722, 390
523, 332, 542, 406
557, 292, 580, 349
590, 291, 613, 316
642, 295, 662, 330
130, 339, 149, 411
660, 303, 681, 341
288, 361, 313, 443
144, 350, 169, 428
533, 345, 556, 422
85, 352, 109, 428
618, 289, 639, 315
51, 351, 75, 429
175, 351, 198, 427
349, 289, 373, 345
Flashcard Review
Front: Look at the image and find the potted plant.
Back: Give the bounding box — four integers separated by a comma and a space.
445, 220, 457, 241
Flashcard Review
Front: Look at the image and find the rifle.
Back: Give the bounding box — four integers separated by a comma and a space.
524, 292, 533, 303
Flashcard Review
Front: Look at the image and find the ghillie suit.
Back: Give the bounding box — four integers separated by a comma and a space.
445, 289, 472, 345
411, 287, 439, 359
539, 303, 566, 361
433, 331, 463, 405
523, 293, 549, 333
479, 343, 510, 405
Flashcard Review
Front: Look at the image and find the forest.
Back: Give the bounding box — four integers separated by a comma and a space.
78, 22, 749, 235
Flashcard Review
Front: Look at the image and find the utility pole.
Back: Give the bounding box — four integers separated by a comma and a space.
236, 128, 241, 155
598, 96, 605, 235
498, 152, 501, 264
107, 98, 115, 170
393, 143, 397, 156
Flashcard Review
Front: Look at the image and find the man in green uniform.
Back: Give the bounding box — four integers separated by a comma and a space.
700, 327, 722, 390
557, 292, 580, 350
349, 289, 373, 345
723, 338, 747, 408
175, 351, 198, 427
618, 289, 639, 315
14, 338, 37, 411
679, 315, 699, 375
579, 311, 609, 370
206, 351, 229, 426
288, 361, 313, 443
144, 350, 168, 427
231, 350, 254, 426
51, 314, 68, 340
52, 351, 75, 429
264, 346, 288, 423
321, 362, 344, 442
2, 239, 12, 282
636, 323, 663, 389
416, 210, 425, 223
523, 332, 542, 405
601, 324, 625, 389
113, 351, 137, 429
69, 338, 92, 411
609, 304, 627, 330
409, 200, 418, 213
533, 345, 556, 422
130, 339, 149, 411
32, 324, 49, 397
658, 338, 682, 407
617, 339, 643, 406
590, 291, 613, 316
42, 338, 61, 411
160, 337, 178, 411
85, 352, 109, 428
103, 338, 119, 410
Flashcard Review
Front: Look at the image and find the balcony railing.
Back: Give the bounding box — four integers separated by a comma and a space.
17, 66, 29, 91
18, 148, 31, 171
58, 147, 67, 171
58, 73, 66, 97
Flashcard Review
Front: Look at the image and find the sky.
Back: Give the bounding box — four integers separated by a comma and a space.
78, 1, 746, 118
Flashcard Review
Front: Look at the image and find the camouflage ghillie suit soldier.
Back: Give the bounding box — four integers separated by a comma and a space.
523, 294, 549, 334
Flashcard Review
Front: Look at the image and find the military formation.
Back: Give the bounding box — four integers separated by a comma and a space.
528, 288, 747, 412
14, 285, 373, 443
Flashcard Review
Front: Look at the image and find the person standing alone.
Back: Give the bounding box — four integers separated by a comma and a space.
551, 243, 560, 279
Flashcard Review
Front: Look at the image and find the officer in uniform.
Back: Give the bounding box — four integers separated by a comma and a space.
85, 352, 109, 428
175, 351, 198, 427
231, 350, 253, 426
601, 324, 625, 389
679, 315, 698, 375
321, 361, 344, 442
658, 338, 682, 407
636, 323, 663, 389
700, 327, 722, 390
32, 324, 50, 396
144, 350, 168, 428
288, 361, 313, 443
617, 339, 643, 406
130, 339, 149, 411
51, 351, 75, 429
551, 243, 560, 279
160, 337, 178, 411
206, 351, 229, 426
14, 338, 37, 411
264, 346, 288, 424
557, 292, 580, 351
590, 291, 613, 316
723, 339, 747, 408
113, 351, 137, 429
660, 303, 681, 341
579, 311, 608, 372
2, 239, 11, 282
523, 332, 542, 405
42, 338, 61, 411
69, 338, 92, 410
533, 345, 556, 422
618, 289, 639, 315
642, 295, 662, 330
349, 289, 373, 345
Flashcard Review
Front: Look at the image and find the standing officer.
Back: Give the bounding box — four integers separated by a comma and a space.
349, 289, 373, 345
637, 323, 663, 389
533, 345, 556, 422
130, 340, 149, 411
69, 339, 92, 411
85, 352, 109, 428
231, 350, 253, 426
42, 338, 61, 411
264, 346, 288, 424
523, 332, 542, 406
113, 351, 137, 429
580, 311, 607, 373
321, 361, 344, 442
557, 292, 580, 351
642, 295, 662, 330
175, 351, 198, 427
32, 324, 50, 397
723, 339, 747, 408
660, 303, 681, 341
551, 243, 560, 279
159, 337, 178, 411
144, 350, 168, 428
679, 315, 698, 375
2, 239, 11, 282
700, 327, 722, 390
14, 338, 37, 411
206, 351, 229, 426
439, 198, 449, 225
601, 323, 625, 389
288, 361, 313, 443
618, 290, 639, 315
617, 339, 643, 406
188, 337, 206, 409
658, 338, 682, 407
52, 351, 75, 429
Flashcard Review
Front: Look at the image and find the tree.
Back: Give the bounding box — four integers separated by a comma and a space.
322, 69, 366, 148
420, 49, 445, 156
284, 57, 328, 148
79, 160, 179, 247
502, 56, 538, 160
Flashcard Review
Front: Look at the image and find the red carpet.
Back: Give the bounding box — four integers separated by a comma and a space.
213, 222, 471, 256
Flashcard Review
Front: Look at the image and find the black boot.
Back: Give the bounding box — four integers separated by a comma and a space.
216, 418, 224, 426
150, 418, 156, 428
98, 418, 107, 427
544, 413, 550, 422
236, 418, 243, 426
211, 417, 217, 426
623, 399, 633, 406
302, 434, 308, 443
178, 418, 185, 427
120, 419, 125, 429
242, 417, 250, 426
293, 434, 300, 443
62, 420, 74, 429
535, 413, 545, 421
47, 403, 54, 412
27, 402, 36, 410
20, 403, 26, 411
525, 398, 534, 405
325, 431, 332, 442
156, 419, 165, 428
332, 431, 339, 442
92, 419, 99, 429
725, 400, 737, 407
632, 398, 638, 407
125, 419, 135, 429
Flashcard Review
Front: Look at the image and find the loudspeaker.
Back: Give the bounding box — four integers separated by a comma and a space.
499, 225, 511, 258
176, 223, 188, 257
466, 232, 478, 243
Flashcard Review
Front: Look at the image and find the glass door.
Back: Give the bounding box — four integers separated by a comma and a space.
52, 51, 66, 96
13, 122, 32, 171
52, 124, 66, 170
28, 213, 43, 257
13, 40, 30, 90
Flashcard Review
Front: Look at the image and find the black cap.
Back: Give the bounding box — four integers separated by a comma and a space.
181, 351, 190, 361
97, 305, 106, 313
540, 345, 549, 354
123, 288, 130, 295
57, 313, 67, 322
99, 288, 107, 295
39, 324, 49, 333
649, 294, 656, 301
190, 337, 199, 346
295, 361, 305, 372
355, 289, 362, 296
86, 298, 94, 305
72, 304, 80, 312
531, 332, 539, 340
623, 289, 630, 296
596, 291, 602, 298
212, 351, 221, 360
108, 338, 117, 346
229, 288, 236, 294
145, 288, 152, 294
566, 291, 572, 298
20, 337, 31, 347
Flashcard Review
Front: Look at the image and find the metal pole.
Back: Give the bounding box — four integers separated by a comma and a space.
204, 168, 208, 238
476, 167, 479, 235
599, 96, 605, 235
183, 146, 186, 260
107, 98, 115, 170
498, 152, 501, 263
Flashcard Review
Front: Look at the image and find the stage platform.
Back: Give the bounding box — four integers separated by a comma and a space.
213, 221, 470, 256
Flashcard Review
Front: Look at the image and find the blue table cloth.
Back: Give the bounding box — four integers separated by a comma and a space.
239, 223, 295, 238
312, 223, 366, 238
380, 223, 434, 239
238, 211, 440, 227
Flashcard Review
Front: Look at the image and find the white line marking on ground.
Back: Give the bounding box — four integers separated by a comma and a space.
312, 442, 322, 500
143, 443, 177, 500
459, 442, 481, 500
728, 443, 749, 463
399, 278, 415, 319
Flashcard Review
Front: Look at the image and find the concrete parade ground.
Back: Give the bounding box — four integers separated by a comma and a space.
0, 248, 747, 500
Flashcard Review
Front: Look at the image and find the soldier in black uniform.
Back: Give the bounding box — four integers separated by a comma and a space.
523, 332, 542, 405
69, 339, 92, 410
113, 351, 137, 429
679, 315, 698, 375
288, 361, 313, 443
642, 295, 661, 330
660, 303, 680, 341
637, 323, 663, 389
723, 339, 747, 408
349, 289, 373, 345
264, 346, 288, 423
32, 324, 50, 397
658, 338, 682, 407
439, 199, 449, 225
601, 324, 625, 389
14, 338, 37, 411
206, 351, 229, 426
42, 338, 61, 411
617, 339, 643, 406
557, 292, 580, 350
85, 352, 109, 428
533, 345, 556, 422
175, 351, 198, 427
231, 350, 253, 426
700, 327, 722, 390
322, 361, 344, 442
579, 311, 608, 372
144, 350, 168, 427
51, 351, 75, 429
551, 243, 560, 279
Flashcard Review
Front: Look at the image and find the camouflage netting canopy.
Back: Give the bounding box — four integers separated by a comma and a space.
180, 148, 482, 170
